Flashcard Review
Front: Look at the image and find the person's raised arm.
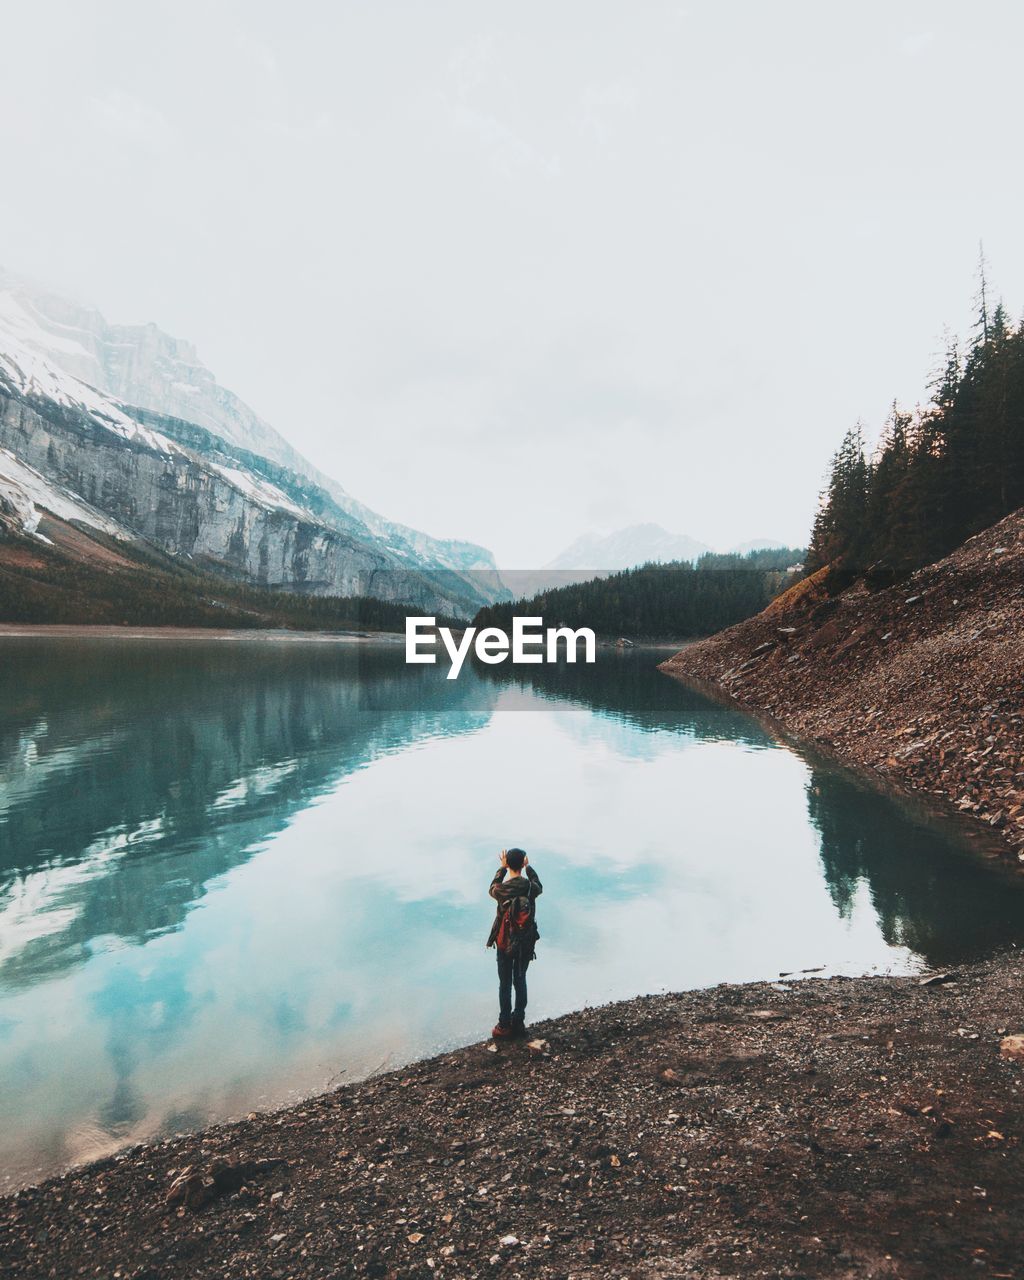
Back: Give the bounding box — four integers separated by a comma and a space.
524, 855, 542, 898
489, 848, 508, 900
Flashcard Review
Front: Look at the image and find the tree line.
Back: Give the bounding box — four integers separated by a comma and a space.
471, 547, 805, 640
807, 253, 1024, 575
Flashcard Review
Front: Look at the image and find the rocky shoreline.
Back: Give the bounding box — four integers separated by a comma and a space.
661, 509, 1024, 868
3, 958, 1024, 1279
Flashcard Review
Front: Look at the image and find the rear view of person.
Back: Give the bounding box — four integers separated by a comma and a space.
486, 847, 542, 1039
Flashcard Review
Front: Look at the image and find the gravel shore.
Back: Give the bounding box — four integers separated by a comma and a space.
3, 957, 1024, 1279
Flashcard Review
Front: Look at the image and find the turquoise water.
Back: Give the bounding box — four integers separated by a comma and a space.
1, 636, 1022, 1190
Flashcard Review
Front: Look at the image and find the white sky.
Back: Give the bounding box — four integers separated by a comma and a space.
1, 1, 1022, 566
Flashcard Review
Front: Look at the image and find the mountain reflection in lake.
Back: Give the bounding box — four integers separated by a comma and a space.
1, 636, 1022, 1190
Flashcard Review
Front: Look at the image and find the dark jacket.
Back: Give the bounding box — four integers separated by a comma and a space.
486, 865, 542, 950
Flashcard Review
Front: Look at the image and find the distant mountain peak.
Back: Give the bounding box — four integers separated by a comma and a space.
545, 524, 712, 572
727, 537, 786, 555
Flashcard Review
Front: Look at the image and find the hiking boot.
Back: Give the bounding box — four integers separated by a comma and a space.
510, 1019, 527, 1038
492, 1024, 512, 1039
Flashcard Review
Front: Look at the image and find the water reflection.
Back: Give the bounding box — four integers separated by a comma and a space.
474, 650, 771, 743
807, 766, 1024, 962
0, 641, 492, 986
0, 637, 1022, 1191
493, 656, 1024, 962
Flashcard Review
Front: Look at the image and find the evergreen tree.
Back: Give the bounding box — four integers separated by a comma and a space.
807, 425, 869, 571
806, 260, 1024, 577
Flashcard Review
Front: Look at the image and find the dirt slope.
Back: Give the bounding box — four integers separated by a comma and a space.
661, 509, 1024, 865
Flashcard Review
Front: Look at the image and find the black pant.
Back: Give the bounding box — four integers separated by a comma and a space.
496, 949, 530, 1028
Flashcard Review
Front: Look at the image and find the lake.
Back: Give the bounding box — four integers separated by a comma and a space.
2, 634, 1023, 1191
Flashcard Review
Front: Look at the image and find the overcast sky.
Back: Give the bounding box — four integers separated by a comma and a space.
1, 1, 1022, 566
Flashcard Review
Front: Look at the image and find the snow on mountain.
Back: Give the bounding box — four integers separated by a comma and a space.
0, 270, 499, 577
0, 302, 501, 615
0, 275, 323, 475
0, 446, 130, 541
0, 455, 44, 538
0, 327, 174, 455
0, 329, 320, 530
545, 524, 712, 572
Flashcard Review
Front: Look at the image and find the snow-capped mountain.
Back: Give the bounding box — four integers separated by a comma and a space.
0, 271, 506, 614
0, 271, 499, 575
546, 524, 712, 572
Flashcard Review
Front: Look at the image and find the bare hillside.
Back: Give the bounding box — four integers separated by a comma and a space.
661, 510, 1024, 864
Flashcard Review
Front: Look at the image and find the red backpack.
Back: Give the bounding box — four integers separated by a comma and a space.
495, 895, 534, 956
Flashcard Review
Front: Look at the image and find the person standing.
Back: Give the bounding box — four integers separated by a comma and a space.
486, 847, 542, 1039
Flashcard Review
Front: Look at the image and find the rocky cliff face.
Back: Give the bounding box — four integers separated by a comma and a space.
0, 272, 313, 470
0, 270, 501, 583
0, 334, 495, 615
0, 272, 509, 614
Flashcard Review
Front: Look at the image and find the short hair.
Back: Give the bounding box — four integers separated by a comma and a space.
505, 847, 526, 871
